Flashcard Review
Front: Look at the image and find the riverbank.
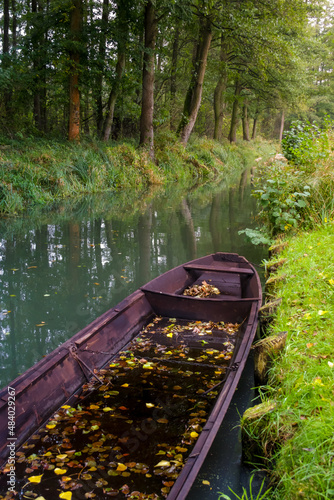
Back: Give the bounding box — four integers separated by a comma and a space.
0, 133, 275, 215
241, 149, 334, 499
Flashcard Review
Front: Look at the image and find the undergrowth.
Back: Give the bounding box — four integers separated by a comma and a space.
248, 227, 334, 499
0, 133, 276, 215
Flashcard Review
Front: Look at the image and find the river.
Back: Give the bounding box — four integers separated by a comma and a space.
0, 168, 268, 498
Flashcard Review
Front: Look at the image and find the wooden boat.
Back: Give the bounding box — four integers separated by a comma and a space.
0, 252, 262, 499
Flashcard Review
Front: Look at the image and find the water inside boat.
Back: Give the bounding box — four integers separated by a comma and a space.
0, 315, 242, 499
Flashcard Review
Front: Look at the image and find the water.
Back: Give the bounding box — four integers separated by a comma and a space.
0, 169, 268, 497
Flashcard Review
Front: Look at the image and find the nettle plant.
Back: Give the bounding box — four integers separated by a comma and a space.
253, 166, 311, 235
281, 118, 331, 168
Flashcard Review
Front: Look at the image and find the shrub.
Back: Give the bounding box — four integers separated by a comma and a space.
281, 118, 331, 169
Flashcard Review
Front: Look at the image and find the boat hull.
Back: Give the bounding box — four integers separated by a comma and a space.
0, 252, 262, 499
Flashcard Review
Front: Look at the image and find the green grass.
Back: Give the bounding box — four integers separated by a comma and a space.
0, 133, 277, 215
244, 225, 334, 499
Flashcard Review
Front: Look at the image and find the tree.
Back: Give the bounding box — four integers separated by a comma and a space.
68, 0, 82, 142
102, 0, 129, 141
139, 0, 158, 157
177, 12, 212, 144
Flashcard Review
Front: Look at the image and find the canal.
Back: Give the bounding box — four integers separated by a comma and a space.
0, 168, 268, 498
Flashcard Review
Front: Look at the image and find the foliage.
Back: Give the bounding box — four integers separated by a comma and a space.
218, 475, 271, 500
281, 119, 331, 168
252, 161, 311, 235
250, 131, 334, 238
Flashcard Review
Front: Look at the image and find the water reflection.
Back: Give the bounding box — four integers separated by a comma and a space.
0, 172, 266, 389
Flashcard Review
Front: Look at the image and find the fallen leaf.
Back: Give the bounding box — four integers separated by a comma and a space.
155, 460, 171, 468
59, 493, 72, 500
202, 480, 210, 485
116, 463, 127, 472
54, 468, 67, 475
28, 474, 43, 483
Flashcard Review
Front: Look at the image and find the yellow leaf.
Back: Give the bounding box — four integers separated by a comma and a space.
28, 474, 43, 483
166, 333, 173, 338
154, 460, 171, 468
103, 407, 113, 412
116, 463, 127, 472
59, 493, 72, 500
54, 468, 67, 475
56, 454, 68, 460
190, 431, 199, 439
46, 424, 56, 429
146, 403, 154, 408
121, 383, 129, 387
202, 480, 210, 485
89, 404, 100, 410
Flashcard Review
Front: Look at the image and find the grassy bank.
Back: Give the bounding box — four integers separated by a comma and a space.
241, 140, 334, 499
0, 133, 276, 215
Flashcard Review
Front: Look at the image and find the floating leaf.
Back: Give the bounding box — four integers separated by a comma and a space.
81, 473, 93, 480
54, 468, 67, 475
56, 454, 68, 460
28, 474, 43, 483
103, 407, 113, 412
59, 493, 72, 500
146, 403, 155, 408
116, 463, 127, 472
46, 424, 56, 429
202, 480, 210, 485
155, 460, 171, 468
157, 418, 168, 424
190, 431, 199, 438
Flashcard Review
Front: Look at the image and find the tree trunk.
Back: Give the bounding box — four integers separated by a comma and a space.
242, 103, 250, 141
96, 0, 109, 137
279, 109, 285, 142
213, 35, 228, 141
252, 117, 257, 140
11, 0, 17, 49
170, 25, 180, 131
3, 0, 12, 118
177, 16, 212, 144
103, 0, 128, 142
103, 52, 126, 141
68, 0, 82, 142
139, 0, 157, 158
3, 0, 9, 55
228, 79, 242, 143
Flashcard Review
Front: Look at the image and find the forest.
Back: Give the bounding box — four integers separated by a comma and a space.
1, 0, 334, 151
